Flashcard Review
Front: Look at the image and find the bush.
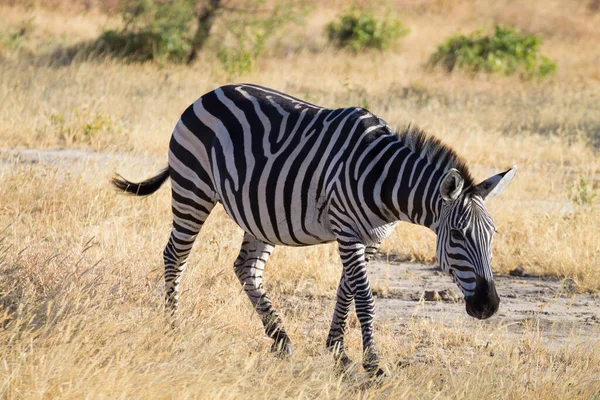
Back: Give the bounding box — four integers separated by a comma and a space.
97, 0, 195, 62
0, 17, 34, 58
47, 107, 125, 149
428, 25, 556, 78
571, 176, 598, 206
214, 8, 278, 74
326, 10, 409, 51
214, 1, 307, 74
93, 0, 303, 71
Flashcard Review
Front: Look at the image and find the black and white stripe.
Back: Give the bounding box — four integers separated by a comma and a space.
113, 84, 516, 374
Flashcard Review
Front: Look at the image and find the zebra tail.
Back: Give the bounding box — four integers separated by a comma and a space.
111, 167, 170, 196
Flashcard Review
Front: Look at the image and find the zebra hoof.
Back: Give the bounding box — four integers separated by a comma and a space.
271, 339, 293, 358
165, 314, 181, 331
370, 367, 386, 379
334, 356, 359, 379
356, 367, 387, 390
333, 351, 354, 373
359, 367, 386, 389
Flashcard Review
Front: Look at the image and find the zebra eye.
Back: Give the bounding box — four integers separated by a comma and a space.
450, 229, 463, 241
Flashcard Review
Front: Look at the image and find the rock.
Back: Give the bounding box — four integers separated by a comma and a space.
509, 265, 525, 277
561, 278, 578, 294
423, 290, 442, 302
438, 288, 461, 303
423, 289, 461, 303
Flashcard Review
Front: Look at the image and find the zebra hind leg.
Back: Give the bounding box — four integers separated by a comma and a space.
234, 233, 292, 357
163, 198, 215, 324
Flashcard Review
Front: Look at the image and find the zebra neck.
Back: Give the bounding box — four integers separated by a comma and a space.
379, 143, 446, 232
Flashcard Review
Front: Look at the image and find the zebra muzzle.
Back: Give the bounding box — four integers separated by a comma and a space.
465, 275, 500, 320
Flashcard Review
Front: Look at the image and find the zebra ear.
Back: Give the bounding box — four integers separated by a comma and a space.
474, 166, 517, 200
440, 168, 464, 201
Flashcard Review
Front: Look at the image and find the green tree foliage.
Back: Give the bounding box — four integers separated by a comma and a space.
95, 0, 304, 71
98, 0, 195, 62
215, 1, 306, 74
326, 10, 409, 51
428, 25, 556, 78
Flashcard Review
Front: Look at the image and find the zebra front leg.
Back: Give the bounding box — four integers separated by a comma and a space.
326, 271, 354, 371
326, 243, 380, 371
336, 241, 384, 376
233, 233, 292, 357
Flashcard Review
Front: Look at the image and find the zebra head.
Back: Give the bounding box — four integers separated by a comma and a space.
436, 166, 517, 320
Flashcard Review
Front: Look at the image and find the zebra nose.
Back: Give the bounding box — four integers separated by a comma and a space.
465, 275, 499, 320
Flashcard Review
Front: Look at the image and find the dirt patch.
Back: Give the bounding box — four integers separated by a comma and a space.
0, 147, 160, 173
369, 261, 600, 348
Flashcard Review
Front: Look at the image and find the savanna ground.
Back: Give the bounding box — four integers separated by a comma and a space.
0, 0, 599, 398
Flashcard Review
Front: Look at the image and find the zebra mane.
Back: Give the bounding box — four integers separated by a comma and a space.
396, 125, 475, 188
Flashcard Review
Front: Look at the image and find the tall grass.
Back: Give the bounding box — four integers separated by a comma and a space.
1, 163, 599, 399
0, 1, 599, 398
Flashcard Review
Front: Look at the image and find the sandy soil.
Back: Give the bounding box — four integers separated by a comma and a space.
0, 147, 160, 172
368, 261, 599, 349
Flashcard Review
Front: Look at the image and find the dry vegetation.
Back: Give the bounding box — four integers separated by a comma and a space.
1, 0, 599, 398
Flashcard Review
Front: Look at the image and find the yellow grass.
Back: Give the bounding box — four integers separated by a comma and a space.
1, 163, 599, 399
1, 1, 599, 398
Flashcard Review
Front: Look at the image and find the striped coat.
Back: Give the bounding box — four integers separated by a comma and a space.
113, 84, 516, 375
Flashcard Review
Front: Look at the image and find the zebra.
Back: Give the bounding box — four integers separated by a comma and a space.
112, 83, 516, 376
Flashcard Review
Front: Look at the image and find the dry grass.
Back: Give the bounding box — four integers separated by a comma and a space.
1, 163, 599, 399
1, 1, 600, 398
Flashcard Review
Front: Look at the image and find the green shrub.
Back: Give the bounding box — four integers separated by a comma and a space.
326, 10, 409, 51
216, 46, 256, 75
47, 107, 125, 149
97, 0, 195, 62
571, 176, 598, 206
93, 0, 303, 70
428, 25, 556, 78
214, 12, 272, 74
0, 17, 34, 57
214, 1, 307, 74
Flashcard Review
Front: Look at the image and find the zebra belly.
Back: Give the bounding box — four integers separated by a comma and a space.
217, 191, 337, 246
